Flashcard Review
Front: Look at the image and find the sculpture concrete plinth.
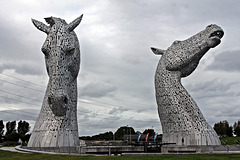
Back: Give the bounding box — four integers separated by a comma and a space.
27, 15, 83, 149
151, 24, 224, 145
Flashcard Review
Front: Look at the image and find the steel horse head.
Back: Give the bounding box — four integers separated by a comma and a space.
28, 15, 83, 148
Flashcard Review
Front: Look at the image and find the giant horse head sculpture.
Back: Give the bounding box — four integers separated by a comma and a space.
151, 24, 224, 78
32, 15, 82, 116
151, 24, 224, 145
28, 15, 83, 148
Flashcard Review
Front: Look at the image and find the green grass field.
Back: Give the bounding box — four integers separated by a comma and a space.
220, 137, 240, 145
1, 150, 240, 160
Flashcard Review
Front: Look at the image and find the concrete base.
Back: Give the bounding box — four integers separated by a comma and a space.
85, 146, 143, 154
21, 146, 85, 154
16, 144, 240, 155
21, 140, 87, 154
162, 145, 201, 153
18, 145, 143, 155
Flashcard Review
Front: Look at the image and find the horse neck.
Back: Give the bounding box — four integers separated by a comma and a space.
157, 60, 181, 86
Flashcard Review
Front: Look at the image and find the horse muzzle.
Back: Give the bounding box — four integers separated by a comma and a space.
48, 90, 69, 117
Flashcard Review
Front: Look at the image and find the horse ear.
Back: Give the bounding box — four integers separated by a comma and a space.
151, 47, 165, 55
67, 14, 83, 32
31, 18, 50, 34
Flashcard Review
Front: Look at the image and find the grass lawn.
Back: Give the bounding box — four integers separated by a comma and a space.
1, 150, 240, 160
220, 137, 240, 145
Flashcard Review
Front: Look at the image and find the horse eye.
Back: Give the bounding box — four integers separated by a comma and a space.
67, 48, 75, 55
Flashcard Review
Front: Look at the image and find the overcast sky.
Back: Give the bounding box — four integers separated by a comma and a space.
0, 0, 239, 136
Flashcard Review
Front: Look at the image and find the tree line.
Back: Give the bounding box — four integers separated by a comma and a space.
81, 121, 240, 141
1, 119, 240, 143
213, 120, 240, 137
80, 126, 159, 141
0, 120, 30, 144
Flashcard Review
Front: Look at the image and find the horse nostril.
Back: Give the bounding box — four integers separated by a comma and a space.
48, 97, 53, 105
63, 96, 68, 104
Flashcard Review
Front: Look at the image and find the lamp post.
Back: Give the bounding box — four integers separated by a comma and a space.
127, 125, 128, 141
130, 127, 131, 142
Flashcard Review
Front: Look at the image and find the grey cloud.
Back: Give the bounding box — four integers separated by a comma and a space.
186, 79, 236, 99
208, 104, 240, 126
79, 82, 117, 98
215, 107, 240, 118
0, 109, 39, 121
187, 79, 233, 92
108, 107, 128, 115
0, 19, 43, 62
0, 0, 239, 136
206, 50, 240, 72
116, 117, 161, 133
0, 63, 45, 76
0, 75, 45, 110
79, 116, 161, 136
0, 88, 42, 107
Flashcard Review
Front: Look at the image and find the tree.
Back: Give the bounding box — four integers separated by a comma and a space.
80, 132, 113, 140
143, 129, 155, 137
17, 120, 30, 135
227, 126, 233, 137
0, 120, 4, 137
233, 120, 240, 136
6, 121, 16, 135
214, 122, 224, 136
114, 126, 136, 140
5, 132, 21, 141
213, 120, 233, 137
92, 131, 113, 140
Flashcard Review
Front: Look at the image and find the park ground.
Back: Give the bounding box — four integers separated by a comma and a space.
1, 150, 240, 160
220, 137, 240, 145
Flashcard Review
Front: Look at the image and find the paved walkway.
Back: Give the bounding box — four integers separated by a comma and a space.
0, 146, 30, 153
1, 145, 240, 155
0, 146, 104, 156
